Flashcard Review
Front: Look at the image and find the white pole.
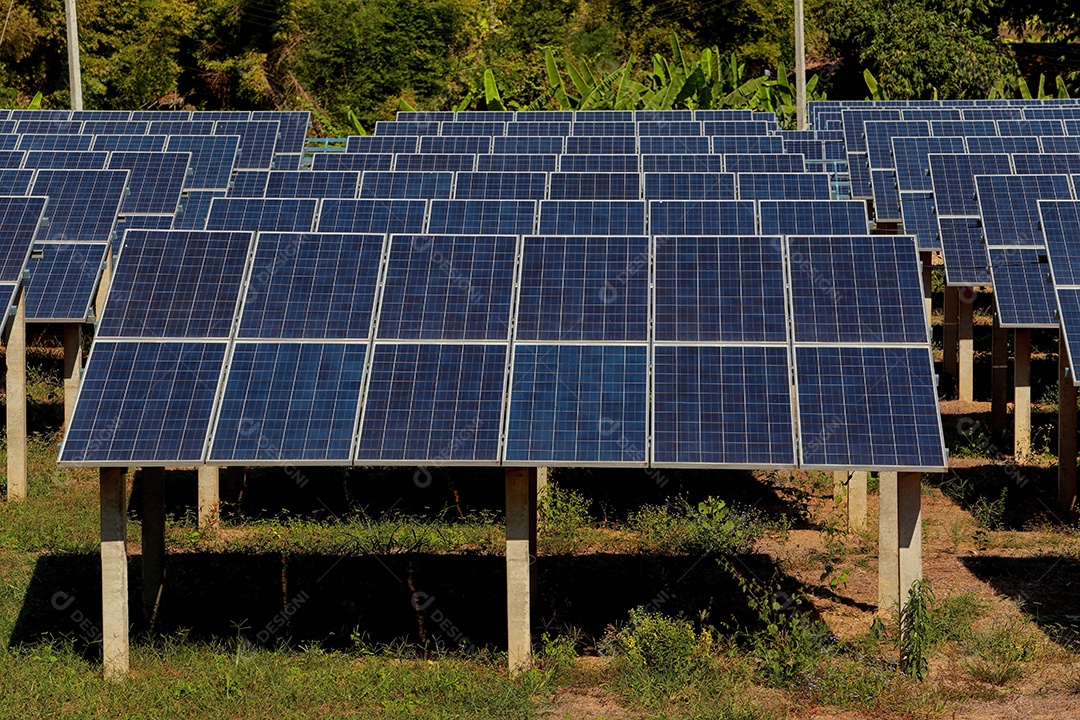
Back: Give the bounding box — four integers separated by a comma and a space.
65, 0, 83, 110
794, 0, 807, 130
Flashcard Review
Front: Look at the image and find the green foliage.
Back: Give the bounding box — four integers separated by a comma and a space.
963, 620, 1044, 685
629, 496, 782, 555
538, 482, 592, 554
899, 580, 932, 681
605, 607, 714, 701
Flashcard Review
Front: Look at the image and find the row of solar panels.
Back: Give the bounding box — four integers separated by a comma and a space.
59, 230, 944, 471
809, 98, 1080, 131
371, 120, 780, 137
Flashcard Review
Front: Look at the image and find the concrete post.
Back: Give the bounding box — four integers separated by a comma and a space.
991, 315, 1008, 436
94, 244, 112, 322
897, 472, 923, 615
4, 285, 26, 499
849, 471, 867, 533
958, 290, 974, 402
877, 472, 899, 612
197, 466, 219, 529
1059, 333, 1077, 512
505, 467, 536, 673
63, 324, 82, 428
100, 467, 129, 679
919, 252, 933, 322
943, 286, 958, 393
141, 467, 165, 624
1015, 330, 1032, 458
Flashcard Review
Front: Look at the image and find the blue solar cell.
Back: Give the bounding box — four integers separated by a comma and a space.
374, 121, 440, 136
939, 217, 991, 285
759, 200, 868, 236
1041, 136, 1080, 153
846, 153, 873, 197
1024, 107, 1080, 120
11, 110, 70, 121
205, 198, 317, 233
641, 155, 724, 173
965, 135, 1039, 154
652, 345, 795, 467
252, 110, 309, 153
872, 169, 903, 221
377, 234, 516, 340
891, 136, 966, 191
515, 111, 575, 122
781, 139, 826, 160
505, 344, 647, 464
271, 153, 300, 170
558, 154, 638, 172
637, 121, 703, 136
31, 169, 128, 242
347, 136, 419, 153
988, 247, 1055, 328
119, 215, 174, 231
723, 154, 805, 173
476, 154, 556, 172
574, 111, 634, 122
166, 135, 240, 190
653, 234, 786, 342
901, 108, 963, 121
199, 111, 252, 121
426, 200, 535, 234
998, 119, 1064, 136
0, 196, 47, 282
172, 191, 225, 231
15, 120, 82, 134
564, 136, 636, 155
210, 342, 364, 463
648, 200, 756, 235
644, 173, 736, 200
1039, 200, 1080, 285
636, 110, 695, 122
712, 136, 783, 154
704, 120, 773, 135
571, 121, 636, 136
92, 134, 167, 152
393, 153, 476, 172
419, 136, 492, 154
929, 153, 1013, 216
537, 201, 646, 235
396, 111, 455, 122
228, 170, 269, 198
976, 174, 1072, 246
515, 235, 648, 342
1058, 289, 1080, 380
239, 233, 383, 339
1011, 153, 1080, 175
18, 134, 93, 151
72, 110, 131, 121
23, 151, 108, 169
795, 346, 945, 469
312, 152, 393, 171
265, 170, 359, 199
440, 121, 505, 136
864, 120, 929, 168
842, 108, 903, 151
637, 136, 711, 154
900, 192, 940, 251
491, 136, 564, 154
453, 172, 546, 200
23, 242, 106, 321
0, 150, 23, 168
930, 120, 998, 137
215, 120, 279, 169
100, 229, 252, 338
737, 173, 831, 200
357, 343, 507, 464
147, 120, 216, 136
504, 122, 571, 137
789, 234, 925, 343
694, 110, 757, 121
549, 173, 640, 200
107, 152, 190, 214
0, 168, 32, 195
60, 340, 226, 464
963, 108, 1019, 120
358, 171, 452, 199
80, 120, 148, 135
318, 199, 427, 234
134, 111, 192, 121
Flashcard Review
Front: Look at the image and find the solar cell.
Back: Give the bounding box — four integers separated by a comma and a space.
311, 152, 392, 171
515, 235, 648, 342
1011, 153, 1080, 175
228, 170, 270, 197
965, 135, 1040, 154
80, 120, 148, 135
537, 200, 646, 235
440, 121, 506, 136
346, 136, 419, 153
419, 136, 492, 154
641, 154, 724, 173
31, 169, 128, 242
60, 340, 226, 464
18, 134, 93, 151
492, 136, 564, 154
22, 242, 106, 322
426, 200, 535, 234
23, 151, 108, 169
711, 136, 783, 154
564, 136, 636, 155
975, 174, 1072, 246
0, 169, 32, 195
1041, 136, 1080, 153
998, 119, 1064, 136
644, 173, 736, 200
393, 153, 476, 172
558, 154, 639, 172
374, 121, 440, 136
864, 120, 929, 168
205, 198, 317, 233
0, 150, 22, 168
119, 215, 174, 231
703, 120, 773, 135
166, 135, 240, 190
15, 120, 82, 134
0, 196, 47, 282
723, 154, 806, 173
317, 199, 427, 234
265, 170, 359, 199
504, 344, 648, 465
215, 120, 280, 169
988, 247, 1056, 327
929, 153, 1013, 216
637, 136, 710, 154
147, 120, 216, 136
107, 152, 191, 214
648, 200, 756, 235
930, 120, 998, 137
891, 136, 966, 191
571, 121, 636, 136
453, 172, 546, 200
900, 192, 940, 250
475, 154, 556, 172
758, 200, 868, 236
172, 191, 225, 231
871, 169, 903, 221
252, 110, 309, 153
210, 342, 365, 463
359, 171, 453, 199
1038, 200, 1080, 284
637, 121, 703, 136
92, 134, 167, 152
549, 172, 641, 200
846, 153, 873, 197
939, 216, 991, 285
737, 172, 831, 200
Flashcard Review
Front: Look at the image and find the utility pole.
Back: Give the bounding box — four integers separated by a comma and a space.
65, 0, 83, 110
794, 0, 807, 130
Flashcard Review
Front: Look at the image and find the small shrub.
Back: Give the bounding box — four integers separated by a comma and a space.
971, 487, 1008, 530
900, 579, 932, 681
538, 482, 591, 554
605, 607, 713, 702
964, 620, 1043, 686
629, 496, 778, 556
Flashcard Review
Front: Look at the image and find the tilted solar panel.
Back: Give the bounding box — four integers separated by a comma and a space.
939, 216, 991, 286
641, 154, 724, 173
0, 196, 47, 282
419, 136, 492, 154
929, 120, 997, 137
549, 172, 641, 200
0, 169, 33, 195
988, 247, 1056, 328
564, 136, 636, 155
975, 173, 1072, 246
453, 172, 547, 200
505, 122, 571, 137
723, 154, 806, 173
440, 121, 506, 136
23, 242, 107, 322
374, 121, 440, 136
393, 153, 477, 172
204, 198, 317, 233
0, 150, 23, 169
649, 200, 756, 235
737, 172, 831, 200
23, 151, 108, 170
537, 200, 646, 235
965, 135, 1040, 154
215, 120, 280, 169
864, 120, 929, 169
711, 136, 783, 154
1041, 136, 1080, 154
80, 120, 148, 135
929, 153, 1013, 216
900, 192, 940, 251
18, 134, 93, 151
476, 154, 557, 172
317, 199, 428, 234
312, 152, 393, 172
871, 169, 903, 222
703, 120, 773, 135
347, 136, 419, 153
166, 135, 240, 190
998, 119, 1064, 136
637, 121, 703, 136
492, 136, 564, 154
891, 136, 966, 191
1011, 153, 1080, 175
558, 154, 639, 172
358, 171, 453, 199
107, 151, 191, 214
265, 170, 359, 199
644, 173, 736, 200
252, 110, 310, 153
571, 121, 636, 136
426, 200, 535, 235
1038, 200, 1080, 285
846, 153, 873, 198
31, 169, 128, 242
758, 200, 868, 236
147, 120, 216, 136
637, 136, 710, 154
172, 191, 225, 231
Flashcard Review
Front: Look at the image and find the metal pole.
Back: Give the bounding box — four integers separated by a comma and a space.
65, 0, 83, 110
794, 0, 807, 130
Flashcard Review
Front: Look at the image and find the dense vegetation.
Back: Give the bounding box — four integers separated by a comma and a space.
4, 0, 1080, 134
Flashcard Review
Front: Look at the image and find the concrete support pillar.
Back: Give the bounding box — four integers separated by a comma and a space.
94, 243, 112, 322
100, 467, 129, 679
197, 466, 219, 529
877, 471, 899, 611
991, 315, 1008, 436
958, 290, 974, 402
4, 286, 26, 499
849, 471, 867, 533
141, 467, 165, 624
1059, 333, 1077, 512
919, 252, 933, 322
505, 467, 536, 673
943, 286, 959, 393
1015, 330, 1032, 459
63, 324, 82, 428
897, 472, 923, 615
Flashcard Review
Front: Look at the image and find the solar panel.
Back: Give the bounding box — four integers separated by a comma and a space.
846, 153, 873, 197
209, 341, 364, 463
0, 196, 47, 282
504, 344, 647, 465
636, 110, 695, 121
1039, 200, 1080, 284
723, 154, 806, 173
694, 110, 757, 121
107, 152, 191, 214
205, 198, 317, 233
274, 152, 302, 170
1024, 107, 1080, 120
475, 154, 556, 172
988, 247, 1056, 327
891, 136, 966, 191
265, 170, 359, 199
963, 108, 1019, 121
558, 154, 639, 172
0, 150, 22, 169
515, 111, 575, 122
795, 346, 945, 469
374, 121, 440, 136
703, 120, 772, 135
80, 120, 148, 135
900, 192, 940, 250
975, 174, 1072, 246
31, 169, 128, 242
453, 172, 546, 200
356, 343, 507, 464
648, 200, 756, 235
549, 172, 640, 200
653, 234, 786, 342
393, 153, 476, 172
537, 200, 646, 235
574, 111, 634, 122
1011, 153, 1080, 175
564, 137, 636, 155
842, 108, 903, 151
758, 200, 868, 236
15, 120, 82, 134
22, 242, 107, 322
228, 170, 270, 197
11, 110, 70, 121
119, 215, 174, 231
998, 119, 1064, 136
788, 234, 925, 343
419, 136, 492, 154
347, 136, 419, 153
571, 121, 636, 136
781, 139, 826, 160
0, 169, 32, 195
930, 120, 998, 137
1041, 136, 1080, 154
871, 169, 903, 221
377, 234, 516, 340
133, 111, 192, 121
252, 110, 309, 153
929, 153, 1013, 216
147, 120, 216, 136
396, 111, 455, 122
92, 135, 167, 152
901, 108, 963, 121
637, 121, 703, 136
864, 120, 929, 168
60, 340, 226, 464
712, 136, 783, 154
644, 173, 736, 200
100, 229, 252, 338
358, 171, 452, 199
491, 136, 564, 154
72, 110, 131, 121
312, 152, 393, 171
18, 134, 93, 151
440, 121, 506, 136
939, 216, 990, 285
652, 345, 795, 467
737, 172, 831, 200
641, 154, 724, 173
239, 232, 383, 339
317, 199, 427, 234
504, 122, 570, 137
23, 151, 108, 169
632, 136, 709, 155
515, 235, 648, 341
166, 135, 240, 190
172, 191, 226, 231
1057, 289, 1080, 379
0, 135, 17, 151
215, 120, 279, 169
426, 199, 534, 234
964, 135, 1039, 154
199, 111, 252, 122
